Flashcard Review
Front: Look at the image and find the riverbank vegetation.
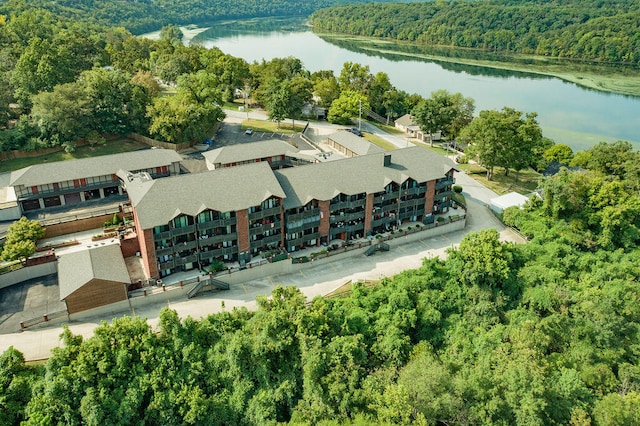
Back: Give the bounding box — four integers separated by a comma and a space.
311, 0, 640, 66
3, 143, 640, 423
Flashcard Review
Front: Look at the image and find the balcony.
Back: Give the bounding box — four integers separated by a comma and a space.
285, 220, 319, 232
372, 217, 395, 228
199, 246, 237, 261
287, 232, 320, 248
330, 198, 366, 211
330, 211, 365, 224
171, 224, 196, 237
249, 221, 282, 236
174, 254, 198, 266
373, 191, 400, 204
154, 246, 174, 257
433, 190, 453, 200
402, 186, 427, 196
158, 259, 175, 270
174, 240, 198, 252
286, 208, 320, 223
196, 217, 237, 231
335, 222, 364, 233
435, 178, 454, 190
399, 198, 425, 209
153, 230, 172, 241
198, 233, 236, 247
249, 206, 281, 220
251, 233, 282, 247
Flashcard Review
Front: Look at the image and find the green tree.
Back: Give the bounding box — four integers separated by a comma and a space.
159, 24, 184, 46
312, 70, 340, 108
328, 90, 369, 125
544, 143, 574, 164
80, 68, 134, 135
413, 90, 474, 145
338, 61, 372, 93
1, 216, 45, 265
461, 107, 542, 181
30, 82, 91, 146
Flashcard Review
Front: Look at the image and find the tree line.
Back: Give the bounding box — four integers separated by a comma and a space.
0, 0, 401, 35
310, 0, 640, 66
3, 139, 640, 424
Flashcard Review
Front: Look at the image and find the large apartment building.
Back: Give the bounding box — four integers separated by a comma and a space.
121, 147, 456, 279
8, 149, 182, 214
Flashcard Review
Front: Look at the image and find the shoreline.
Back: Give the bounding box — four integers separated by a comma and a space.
317, 33, 640, 98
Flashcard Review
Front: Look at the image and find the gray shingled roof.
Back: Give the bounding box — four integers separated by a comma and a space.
328, 131, 384, 156
10, 149, 182, 187
274, 146, 456, 209
58, 244, 130, 300
203, 139, 299, 167
125, 162, 286, 229
395, 114, 417, 127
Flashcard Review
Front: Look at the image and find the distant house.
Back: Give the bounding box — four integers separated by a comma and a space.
58, 244, 130, 314
542, 160, 582, 177
489, 192, 530, 214
326, 130, 384, 157
394, 114, 441, 142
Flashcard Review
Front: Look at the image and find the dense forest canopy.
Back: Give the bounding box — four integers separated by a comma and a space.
310, 0, 640, 65
3, 140, 640, 423
0, 0, 407, 34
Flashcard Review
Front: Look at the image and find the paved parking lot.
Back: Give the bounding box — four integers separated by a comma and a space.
0, 274, 66, 334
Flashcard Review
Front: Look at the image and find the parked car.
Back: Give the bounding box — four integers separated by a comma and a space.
350, 127, 363, 137
245, 128, 254, 135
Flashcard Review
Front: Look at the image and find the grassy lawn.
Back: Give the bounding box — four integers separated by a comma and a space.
324, 279, 382, 299
364, 132, 397, 151
0, 138, 148, 173
462, 164, 542, 195
411, 141, 542, 195
242, 118, 305, 134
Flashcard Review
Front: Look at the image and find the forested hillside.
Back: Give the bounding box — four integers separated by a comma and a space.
3, 140, 640, 424
0, 0, 401, 34
310, 0, 640, 65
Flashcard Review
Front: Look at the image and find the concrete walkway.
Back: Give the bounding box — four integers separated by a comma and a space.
0, 168, 521, 361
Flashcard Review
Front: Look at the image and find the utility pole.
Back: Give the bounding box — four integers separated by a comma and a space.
358, 99, 362, 130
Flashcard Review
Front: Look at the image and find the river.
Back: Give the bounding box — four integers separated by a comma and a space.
167, 18, 640, 151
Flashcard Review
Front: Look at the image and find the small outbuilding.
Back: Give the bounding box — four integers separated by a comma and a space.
489, 192, 530, 214
58, 244, 130, 314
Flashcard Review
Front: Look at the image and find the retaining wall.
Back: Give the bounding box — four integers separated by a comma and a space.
0, 262, 57, 289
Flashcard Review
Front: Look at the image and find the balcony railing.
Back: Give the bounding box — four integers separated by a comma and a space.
287, 232, 321, 247
171, 224, 196, 237
249, 206, 281, 220
249, 221, 282, 236
199, 246, 237, 261
402, 186, 427, 196
174, 240, 198, 252
196, 217, 237, 231
286, 220, 319, 232
153, 230, 172, 241
251, 234, 282, 247
198, 233, 236, 247
435, 178, 454, 190
433, 190, 453, 200
373, 191, 400, 204
174, 254, 198, 266
154, 246, 174, 257
158, 260, 175, 270
330, 211, 365, 224
399, 198, 425, 209
285, 208, 320, 222
329, 198, 366, 212
334, 222, 364, 233
372, 217, 395, 228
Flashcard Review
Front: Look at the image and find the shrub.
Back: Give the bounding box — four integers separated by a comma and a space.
209, 260, 226, 273
453, 185, 463, 193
